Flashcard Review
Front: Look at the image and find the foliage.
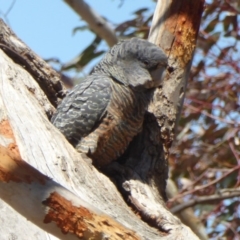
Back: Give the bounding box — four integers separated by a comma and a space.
170, 1, 240, 238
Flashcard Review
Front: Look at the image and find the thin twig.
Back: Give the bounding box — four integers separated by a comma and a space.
228, 141, 240, 186
169, 165, 240, 203
63, 0, 118, 47
171, 189, 240, 214
185, 103, 239, 126
4, 0, 16, 17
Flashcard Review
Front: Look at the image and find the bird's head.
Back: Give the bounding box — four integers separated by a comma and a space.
95, 38, 168, 89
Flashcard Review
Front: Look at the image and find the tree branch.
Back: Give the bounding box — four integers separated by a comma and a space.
166, 179, 209, 240
171, 189, 240, 214
63, 0, 118, 47
0, 19, 66, 109
0, 145, 139, 240
169, 165, 240, 203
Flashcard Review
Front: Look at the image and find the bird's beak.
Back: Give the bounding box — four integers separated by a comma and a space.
150, 63, 168, 87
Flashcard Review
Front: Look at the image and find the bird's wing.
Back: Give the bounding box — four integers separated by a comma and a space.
51, 74, 111, 144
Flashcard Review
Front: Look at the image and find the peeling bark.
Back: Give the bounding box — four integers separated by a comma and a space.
0, 144, 139, 240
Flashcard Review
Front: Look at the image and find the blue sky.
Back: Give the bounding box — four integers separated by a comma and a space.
0, 0, 155, 70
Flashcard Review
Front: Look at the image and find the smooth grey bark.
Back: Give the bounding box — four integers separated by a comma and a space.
63, 0, 118, 47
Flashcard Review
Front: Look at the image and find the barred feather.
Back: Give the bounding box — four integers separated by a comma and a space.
77, 79, 150, 166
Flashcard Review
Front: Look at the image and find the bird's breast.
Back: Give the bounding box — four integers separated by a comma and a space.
77, 82, 149, 167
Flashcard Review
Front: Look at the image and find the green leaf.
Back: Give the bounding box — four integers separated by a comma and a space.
205, 17, 219, 33
223, 14, 237, 32
72, 25, 89, 35
133, 8, 148, 16
62, 36, 105, 71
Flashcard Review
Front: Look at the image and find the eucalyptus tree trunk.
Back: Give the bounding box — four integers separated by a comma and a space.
0, 0, 204, 239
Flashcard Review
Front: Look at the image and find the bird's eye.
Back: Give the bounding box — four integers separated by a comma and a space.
148, 64, 158, 72
143, 61, 149, 65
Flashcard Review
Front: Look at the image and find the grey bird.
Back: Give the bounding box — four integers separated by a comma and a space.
51, 38, 168, 167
